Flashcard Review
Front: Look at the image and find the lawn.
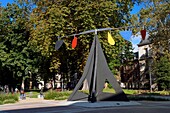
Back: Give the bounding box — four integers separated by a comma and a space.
43, 88, 170, 101
0, 89, 169, 105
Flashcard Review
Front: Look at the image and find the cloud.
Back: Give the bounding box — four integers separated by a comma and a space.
130, 32, 149, 52
132, 44, 139, 52
130, 35, 141, 52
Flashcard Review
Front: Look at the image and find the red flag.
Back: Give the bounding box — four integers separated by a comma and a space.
140, 29, 146, 40
72, 36, 77, 49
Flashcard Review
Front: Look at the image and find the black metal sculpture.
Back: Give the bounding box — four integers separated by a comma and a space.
68, 35, 129, 102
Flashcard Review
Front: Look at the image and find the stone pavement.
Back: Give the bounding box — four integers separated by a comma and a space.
0, 97, 67, 111
17, 97, 50, 104
21, 98, 141, 107
1, 96, 170, 112
0, 97, 170, 113
0, 97, 140, 111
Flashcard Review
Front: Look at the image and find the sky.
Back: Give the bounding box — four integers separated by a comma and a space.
1, 0, 144, 52
0, 0, 14, 6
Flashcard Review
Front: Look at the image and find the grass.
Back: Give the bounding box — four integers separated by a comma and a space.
144, 91, 170, 96
54, 95, 69, 100
3, 99, 16, 104
0, 89, 169, 104
25, 91, 39, 98
103, 88, 115, 93
123, 89, 139, 95
44, 90, 72, 100
103, 88, 139, 95
0, 101, 3, 105
18, 89, 170, 101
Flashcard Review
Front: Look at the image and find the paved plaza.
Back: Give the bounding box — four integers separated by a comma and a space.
0, 98, 170, 113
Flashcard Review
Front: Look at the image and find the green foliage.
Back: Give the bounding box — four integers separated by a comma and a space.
159, 91, 170, 95
44, 90, 72, 100
29, 0, 136, 76
145, 91, 170, 96
103, 88, 138, 95
133, 0, 170, 91
3, 99, 16, 104
137, 0, 170, 59
103, 88, 115, 93
128, 95, 169, 101
153, 56, 170, 90
43, 89, 169, 101
0, 93, 18, 104
0, 1, 43, 88
0, 101, 3, 105
54, 96, 68, 100
123, 89, 138, 95
0, 0, 137, 89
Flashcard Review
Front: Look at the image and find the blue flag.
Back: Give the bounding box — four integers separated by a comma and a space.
119, 30, 132, 41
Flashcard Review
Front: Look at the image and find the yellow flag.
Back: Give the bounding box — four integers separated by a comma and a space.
108, 32, 115, 45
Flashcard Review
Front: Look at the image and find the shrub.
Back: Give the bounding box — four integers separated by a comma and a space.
0, 101, 3, 105
123, 89, 138, 95
0, 95, 4, 102
44, 91, 72, 100
159, 91, 170, 95
153, 56, 170, 90
54, 96, 68, 100
44, 91, 58, 100
5, 94, 18, 101
128, 95, 169, 101
0, 93, 19, 104
3, 99, 16, 104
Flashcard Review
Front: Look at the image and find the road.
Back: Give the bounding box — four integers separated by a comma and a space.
0, 98, 170, 113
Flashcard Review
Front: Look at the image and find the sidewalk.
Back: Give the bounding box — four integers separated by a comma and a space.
0, 97, 140, 111
1, 96, 169, 111
17, 97, 68, 105
18, 97, 46, 104
0, 98, 67, 111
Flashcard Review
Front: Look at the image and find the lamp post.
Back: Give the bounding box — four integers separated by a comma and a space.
149, 65, 152, 92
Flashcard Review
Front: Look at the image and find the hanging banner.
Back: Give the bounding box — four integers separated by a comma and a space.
108, 32, 115, 45
119, 30, 132, 41
72, 36, 78, 48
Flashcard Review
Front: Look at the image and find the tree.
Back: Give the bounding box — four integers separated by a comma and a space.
0, 0, 138, 90
0, 2, 39, 90
137, 0, 170, 59
29, 0, 136, 80
135, 0, 170, 90
153, 56, 170, 90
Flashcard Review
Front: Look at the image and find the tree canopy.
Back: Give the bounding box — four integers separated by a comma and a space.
29, 0, 135, 75
153, 56, 170, 90
136, 0, 170, 90
137, 0, 170, 59
0, 2, 40, 88
0, 0, 137, 90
